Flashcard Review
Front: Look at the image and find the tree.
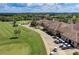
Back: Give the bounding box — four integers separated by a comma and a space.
73, 52, 79, 55
30, 19, 38, 27
12, 19, 18, 27
14, 29, 21, 38
12, 18, 21, 39
13, 19, 16, 27
72, 15, 76, 24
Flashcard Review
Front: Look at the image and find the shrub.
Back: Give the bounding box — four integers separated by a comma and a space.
73, 52, 79, 55
30, 20, 38, 27
14, 29, 21, 38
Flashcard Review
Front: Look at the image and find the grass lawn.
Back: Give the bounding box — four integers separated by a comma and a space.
17, 20, 31, 25
0, 21, 47, 55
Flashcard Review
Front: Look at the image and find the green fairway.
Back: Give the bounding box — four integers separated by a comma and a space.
17, 20, 31, 25
0, 21, 46, 55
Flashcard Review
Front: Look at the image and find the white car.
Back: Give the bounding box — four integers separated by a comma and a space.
67, 44, 72, 48
64, 43, 68, 45
68, 44, 71, 47
50, 52, 55, 55
56, 37, 59, 39
59, 43, 63, 48
58, 38, 65, 43
61, 43, 72, 49
62, 45, 67, 50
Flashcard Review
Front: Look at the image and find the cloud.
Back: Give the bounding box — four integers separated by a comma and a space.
26, 3, 45, 7
6, 3, 27, 7
0, 3, 79, 13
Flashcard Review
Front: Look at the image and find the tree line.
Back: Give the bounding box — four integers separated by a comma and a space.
0, 13, 43, 22
0, 13, 79, 24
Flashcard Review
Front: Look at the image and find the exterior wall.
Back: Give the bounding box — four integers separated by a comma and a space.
69, 40, 78, 48
48, 29, 56, 36
77, 43, 79, 49
61, 34, 66, 40
73, 42, 77, 48
53, 30, 56, 36
55, 31, 61, 38
65, 38, 69, 43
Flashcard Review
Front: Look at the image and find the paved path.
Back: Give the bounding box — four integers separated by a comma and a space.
22, 24, 79, 55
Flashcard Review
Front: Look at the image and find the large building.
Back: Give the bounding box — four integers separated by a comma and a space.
37, 20, 79, 48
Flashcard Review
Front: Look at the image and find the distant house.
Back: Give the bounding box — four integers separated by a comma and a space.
37, 20, 79, 48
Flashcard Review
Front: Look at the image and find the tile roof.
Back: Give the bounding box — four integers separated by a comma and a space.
38, 20, 79, 43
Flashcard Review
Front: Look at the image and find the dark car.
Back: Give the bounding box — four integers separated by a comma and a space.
53, 36, 57, 39
53, 47, 58, 52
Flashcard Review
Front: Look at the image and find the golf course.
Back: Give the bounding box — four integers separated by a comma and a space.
0, 21, 47, 55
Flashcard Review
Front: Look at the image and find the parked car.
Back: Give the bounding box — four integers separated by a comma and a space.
50, 51, 55, 55
64, 43, 72, 48
53, 47, 58, 52
61, 40, 65, 43
58, 38, 65, 43
64, 43, 68, 45
54, 40, 60, 44
67, 44, 71, 47
60, 42, 72, 49
53, 36, 57, 39
56, 37, 59, 40
61, 45, 68, 50
66, 44, 72, 49
59, 43, 63, 48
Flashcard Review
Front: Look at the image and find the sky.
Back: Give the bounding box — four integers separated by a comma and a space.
0, 3, 79, 13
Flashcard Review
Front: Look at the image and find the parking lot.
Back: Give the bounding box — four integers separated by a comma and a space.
43, 30, 79, 55
53, 36, 73, 50
24, 25, 79, 55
